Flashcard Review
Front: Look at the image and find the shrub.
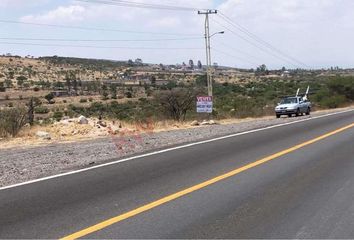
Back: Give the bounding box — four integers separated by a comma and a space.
80, 98, 88, 103
34, 106, 49, 114
53, 111, 64, 121
44, 93, 55, 103
33, 87, 40, 92
320, 95, 346, 109
0, 108, 27, 137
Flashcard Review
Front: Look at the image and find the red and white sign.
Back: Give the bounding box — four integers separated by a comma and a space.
197, 96, 213, 113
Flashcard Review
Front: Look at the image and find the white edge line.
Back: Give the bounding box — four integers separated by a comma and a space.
1, 109, 353, 191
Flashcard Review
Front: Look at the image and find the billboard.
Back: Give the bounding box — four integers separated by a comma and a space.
197, 96, 213, 113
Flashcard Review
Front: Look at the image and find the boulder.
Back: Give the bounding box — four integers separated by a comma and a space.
78, 115, 89, 124
200, 120, 209, 125
190, 120, 199, 126
97, 120, 107, 128
36, 131, 51, 140
200, 120, 217, 125
209, 120, 216, 125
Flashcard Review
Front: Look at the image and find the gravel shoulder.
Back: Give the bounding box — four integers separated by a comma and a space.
0, 107, 352, 188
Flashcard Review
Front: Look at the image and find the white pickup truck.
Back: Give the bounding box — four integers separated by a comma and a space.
275, 96, 311, 118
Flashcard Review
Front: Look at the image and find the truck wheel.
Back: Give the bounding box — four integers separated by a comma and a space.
295, 108, 300, 117
306, 107, 311, 115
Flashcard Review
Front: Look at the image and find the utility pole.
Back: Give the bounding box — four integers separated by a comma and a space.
198, 10, 217, 97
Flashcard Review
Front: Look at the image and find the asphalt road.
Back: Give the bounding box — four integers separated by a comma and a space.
0, 110, 353, 239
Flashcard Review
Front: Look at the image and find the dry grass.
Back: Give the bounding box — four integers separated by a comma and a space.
0, 106, 353, 150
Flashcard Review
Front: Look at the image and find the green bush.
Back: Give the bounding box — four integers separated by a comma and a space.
53, 111, 64, 121
34, 106, 49, 114
0, 108, 27, 137
319, 95, 346, 108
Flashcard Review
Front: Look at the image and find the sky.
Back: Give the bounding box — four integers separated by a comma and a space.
0, 0, 353, 69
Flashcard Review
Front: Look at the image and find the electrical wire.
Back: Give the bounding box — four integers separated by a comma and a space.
0, 41, 204, 50
212, 48, 259, 66
214, 40, 262, 62
218, 12, 310, 68
0, 36, 203, 42
211, 18, 300, 68
77, 0, 201, 11
0, 20, 200, 36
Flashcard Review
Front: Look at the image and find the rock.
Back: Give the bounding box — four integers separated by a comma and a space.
78, 115, 88, 124
209, 120, 216, 125
36, 131, 51, 140
97, 120, 107, 128
190, 120, 199, 126
200, 120, 209, 125
200, 120, 217, 125
60, 119, 70, 125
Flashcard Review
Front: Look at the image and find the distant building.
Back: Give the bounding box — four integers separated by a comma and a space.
135, 58, 143, 65
51, 91, 69, 97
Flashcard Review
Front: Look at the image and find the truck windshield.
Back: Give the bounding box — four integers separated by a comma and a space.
280, 98, 298, 104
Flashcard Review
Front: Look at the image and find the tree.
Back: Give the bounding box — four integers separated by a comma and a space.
44, 93, 55, 104
155, 88, 197, 121
101, 85, 109, 100
16, 76, 27, 88
72, 78, 78, 95
4, 79, 13, 88
197, 60, 202, 69
151, 76, 156, 86
256, 64, 268, 76
26, 97, 42, 125
0, 108, 27, 137
189, 59, 194, 69
110, 84, 117, 99
128, 59, 134, 66
0, 82, 5, 92
65, 74, 71, 92
195, 74, 207, 87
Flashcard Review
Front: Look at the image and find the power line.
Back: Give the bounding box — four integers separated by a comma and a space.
0, 36, 203, 42
218, 12, 310, 68
0, 42, 204, 50
0, 20, 200, 36
211, 18, 300, 68
212, 48, 259, 66
214, 40, 262, 62
77, 0, 201, 11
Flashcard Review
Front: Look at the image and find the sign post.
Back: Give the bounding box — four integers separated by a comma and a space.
197, 96, 213, 113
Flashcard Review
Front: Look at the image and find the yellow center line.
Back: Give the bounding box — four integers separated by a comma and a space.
61, 122, 354, 240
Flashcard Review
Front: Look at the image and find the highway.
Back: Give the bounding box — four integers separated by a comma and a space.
0, 110, 353, 239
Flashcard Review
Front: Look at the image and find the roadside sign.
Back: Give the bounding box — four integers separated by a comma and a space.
197, 96, 213, 113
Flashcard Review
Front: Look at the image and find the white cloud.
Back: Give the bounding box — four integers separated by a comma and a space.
148, 17, 182, 28
0, 0, 48, 8
9, 0, 354, 68
20, 5, 86, 23
19, 0, 213, 28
